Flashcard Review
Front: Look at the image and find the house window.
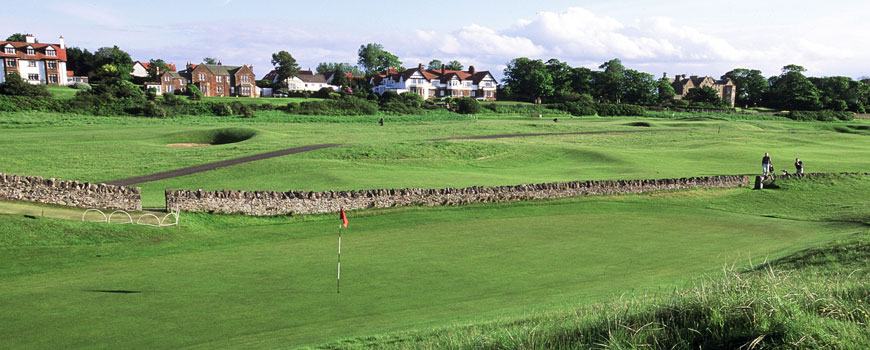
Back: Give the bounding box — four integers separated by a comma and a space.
48, 74, 58, 84
4, 46, 14, 54
47, 61, 56, 69
464, 81, 471, 87
164, 76, 171, 82
199, 73, 205, 81
46, 48, 56, 56
28, 61, 36, 67
241, 86, 251, 95
166, 86, 174, 93
216, 75, 222, 82
241, 75, 250, 83
5, 59, 15, 67
217, 86, 223, 94
180, 80, 185, 85
486, 91, 493, 97
28, 73, 39, 81
26, 47, 35, 55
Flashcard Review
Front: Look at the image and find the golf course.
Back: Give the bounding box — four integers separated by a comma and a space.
1, 110, 869, 349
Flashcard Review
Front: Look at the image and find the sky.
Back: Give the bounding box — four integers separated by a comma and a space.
3, 0, 869, 80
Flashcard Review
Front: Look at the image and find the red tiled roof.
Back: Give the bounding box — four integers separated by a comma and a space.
137, 61, 176, 71
0, 41, 66, 61
67, 70, 74, 76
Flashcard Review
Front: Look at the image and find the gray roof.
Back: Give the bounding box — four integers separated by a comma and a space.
297, 73, 328, 83
202, 64, 242, 75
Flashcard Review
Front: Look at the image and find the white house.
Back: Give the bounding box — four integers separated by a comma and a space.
263, 69, 339, 92
371, 64, 498, 101
132, 61, 177, 78
0, 34, 68, 85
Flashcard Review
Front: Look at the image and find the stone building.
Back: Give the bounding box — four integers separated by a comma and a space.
667, 73, 736, 107
144, 70, 187, 95
180, 62, 257, 97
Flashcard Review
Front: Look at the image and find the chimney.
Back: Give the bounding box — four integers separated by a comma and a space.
217, 60, 222, 65
663, 72, 667, 79
441, 66, 445, 75
58, 35, 65, 49
25, 34, 35, 43
469, 66, 475, 74
418, 63, 423, 71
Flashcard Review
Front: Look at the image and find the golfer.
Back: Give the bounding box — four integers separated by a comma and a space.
762, 152, 771, 175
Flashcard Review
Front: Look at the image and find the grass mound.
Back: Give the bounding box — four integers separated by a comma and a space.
162, 127, 257, 145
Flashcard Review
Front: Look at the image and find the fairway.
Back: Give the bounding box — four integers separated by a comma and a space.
1, 178, 864, 348
2, 112, 870, 208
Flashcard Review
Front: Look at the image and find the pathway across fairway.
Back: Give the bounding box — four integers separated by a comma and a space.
105, 129, 675, 186
104, 143, 343, 186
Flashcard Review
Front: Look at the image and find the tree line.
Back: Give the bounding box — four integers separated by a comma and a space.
503, 56, 870, 112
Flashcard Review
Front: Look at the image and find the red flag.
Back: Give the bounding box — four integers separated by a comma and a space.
340, 208, 348, 228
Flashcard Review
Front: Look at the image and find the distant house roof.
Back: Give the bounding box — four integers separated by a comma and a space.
375, 66, 496, 85
136, 61, 177, 72
297, 73, 328, 84
0, 41, 67, 61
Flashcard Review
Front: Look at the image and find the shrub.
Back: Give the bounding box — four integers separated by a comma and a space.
146, 88, 158, 101
788, 110, 853, 122
454, 97, 481, 114
0, 73, 51, 97
162, 92, 184, 106
212, 102, 233, 116
554, 101, 597, 116
142, 100, 166, 118
595, 103, 646, 117
70, 82, 91, 90
187, 85, 202, 101
285, 96, 377, 116
239, 104, 255, 118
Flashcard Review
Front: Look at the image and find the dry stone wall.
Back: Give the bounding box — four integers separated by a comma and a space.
0, 173, 141, 211
166, 175, 751, 216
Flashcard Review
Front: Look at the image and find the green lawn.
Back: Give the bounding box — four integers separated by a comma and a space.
45, 85, 79, 99
1, 175, 866, 348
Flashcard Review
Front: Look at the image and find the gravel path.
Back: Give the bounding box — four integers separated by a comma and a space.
105, 129, 675, 186
104, 143, 342, 186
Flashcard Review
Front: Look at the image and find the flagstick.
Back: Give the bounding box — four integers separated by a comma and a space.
337, 225, 342, 294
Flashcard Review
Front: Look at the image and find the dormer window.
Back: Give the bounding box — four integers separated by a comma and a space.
4, 46, 14, 55
26, 47, 34, 55
46, 48, 56, 56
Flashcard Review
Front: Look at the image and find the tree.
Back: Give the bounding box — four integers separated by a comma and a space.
427, 59, 442, 70
146, 59, 172, 80
569, 67, 595, 96
357, 43, 401, 75
445, 60, 463, 71
767, 64, 822, 110
545, 59, 572, 96
621, 69, 657, 105
503, 57, 553, 101
271, 50, 300, 82
65, 47, 95, 77
203, 57, 218, 65
811, 76, 861, 112
92, 46, 134, 81
722, 68, 768, 107
656, 77, 676, 104
331, 67, 349, 88
6, 33, 27, 42
596, 58, 625, 103
315, 62, 363, 76
684, 86, 726, 107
